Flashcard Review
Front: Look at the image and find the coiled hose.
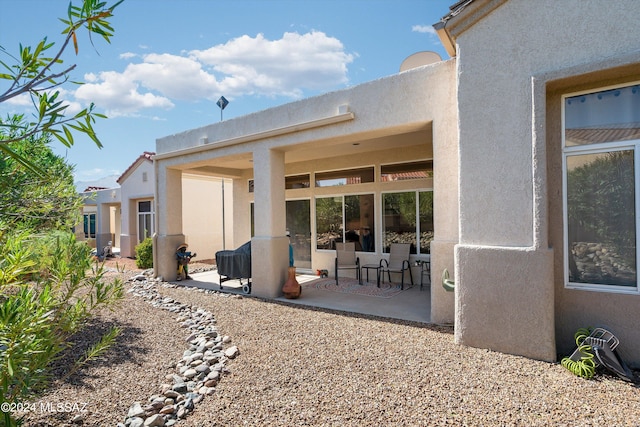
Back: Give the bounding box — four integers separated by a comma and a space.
561, 327, 596, 379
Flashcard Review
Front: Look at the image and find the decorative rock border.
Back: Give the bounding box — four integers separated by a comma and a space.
118, 274, 240, 427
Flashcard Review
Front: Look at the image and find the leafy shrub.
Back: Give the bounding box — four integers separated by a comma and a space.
0, 230, 123, 426
135, 237, 153, 269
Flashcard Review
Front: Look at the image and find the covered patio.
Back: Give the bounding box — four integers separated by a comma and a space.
153, 60, 458, 326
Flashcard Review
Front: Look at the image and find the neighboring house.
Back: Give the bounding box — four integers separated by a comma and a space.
117, 151, 156, 258
77, 186, 121, 254
153, 0, 640, 366
79, 151, 232, 262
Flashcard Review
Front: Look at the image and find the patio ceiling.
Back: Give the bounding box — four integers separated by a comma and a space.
180, 125, 432, 179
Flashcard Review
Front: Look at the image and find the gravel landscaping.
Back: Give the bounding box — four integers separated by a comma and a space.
17, 257, 640, 426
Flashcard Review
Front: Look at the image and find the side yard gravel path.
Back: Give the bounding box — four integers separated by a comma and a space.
19, 259, 640, 426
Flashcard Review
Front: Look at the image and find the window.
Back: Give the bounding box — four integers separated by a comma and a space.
382, 191, 433, 254
563, 83, 640, 293
286, 174, 310, 189
315, 167, 374, 187
138, 200, 155, 243
316, 194, 375, 251
83, 213, 96, 239
381, 160, 433, 182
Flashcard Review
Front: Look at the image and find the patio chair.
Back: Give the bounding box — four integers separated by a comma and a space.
335, 242, 361, 285
379, 243, 414, 290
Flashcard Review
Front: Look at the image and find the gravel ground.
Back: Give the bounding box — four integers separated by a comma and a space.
18, 257, 640, 426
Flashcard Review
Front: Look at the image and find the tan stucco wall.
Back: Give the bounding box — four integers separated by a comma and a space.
453, 0, 640, 362
182, 174, 232, 261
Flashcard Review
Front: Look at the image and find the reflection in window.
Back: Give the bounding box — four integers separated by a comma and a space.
419, 191, 434, 254
316, 197, 342, 250
83, 213, 96, 239
566, 151, 636, 287
565, 84, 640, 146
137, 200, 154, 243
286, 174, 310, 189
345, 194, 375, 252
382, 191, 433, 254
381, 160, 433, 182
316, 194, 375, 251
316, 167, 374, 187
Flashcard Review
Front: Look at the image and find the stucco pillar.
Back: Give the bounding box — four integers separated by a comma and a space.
251, 147, 288, 298
96, 203, 113, 257
119, 199, 135, 258
154, 164, 184, 281
430, 114, 458, 325
232, 177, 251, 247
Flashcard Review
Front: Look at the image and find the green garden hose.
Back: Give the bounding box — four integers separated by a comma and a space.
561, 327, 596, 379
441, 268, 455, 292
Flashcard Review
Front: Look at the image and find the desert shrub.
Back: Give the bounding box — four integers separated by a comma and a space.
135, 237, 154, 269
0, 230, 123, 426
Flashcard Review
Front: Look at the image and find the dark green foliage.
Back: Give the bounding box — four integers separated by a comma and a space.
567, 151, 636, 265
135, 237, 154, 269
0, 116, 82, 231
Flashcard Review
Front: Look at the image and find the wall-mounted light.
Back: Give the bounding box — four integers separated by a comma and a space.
200, 137, 209, 144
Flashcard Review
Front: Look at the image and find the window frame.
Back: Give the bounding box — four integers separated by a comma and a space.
315, 192, 376, 252
562, 82, 640, 294
380, 189, 433, 255
83, 213, 96, 239
380, 160, 433, 182
137, 199, 155, 243
315, 167, 375, 187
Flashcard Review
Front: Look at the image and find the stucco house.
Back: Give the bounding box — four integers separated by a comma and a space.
79, 151, 232, 261
77, 185, 121, 254
153, 0, 640, 366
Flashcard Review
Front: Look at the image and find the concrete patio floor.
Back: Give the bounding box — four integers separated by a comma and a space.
171, 269, 432, 323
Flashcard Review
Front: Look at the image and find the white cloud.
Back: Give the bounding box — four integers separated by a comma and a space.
67, 30, 353, 117
190, 31, 353, 98
3, 92, 31, 107
74, 69, 175, 117
412, 25, 437, 35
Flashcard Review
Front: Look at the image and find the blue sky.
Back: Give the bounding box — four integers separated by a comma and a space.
1, 0, 453, 185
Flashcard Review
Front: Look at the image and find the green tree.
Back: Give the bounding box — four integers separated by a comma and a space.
0, 116, 81, 230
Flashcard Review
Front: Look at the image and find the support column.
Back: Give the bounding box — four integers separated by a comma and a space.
96, 203, 113, 257
430, 107, 458, 324
251, 147, 288, 298
154, 164, 184, 281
